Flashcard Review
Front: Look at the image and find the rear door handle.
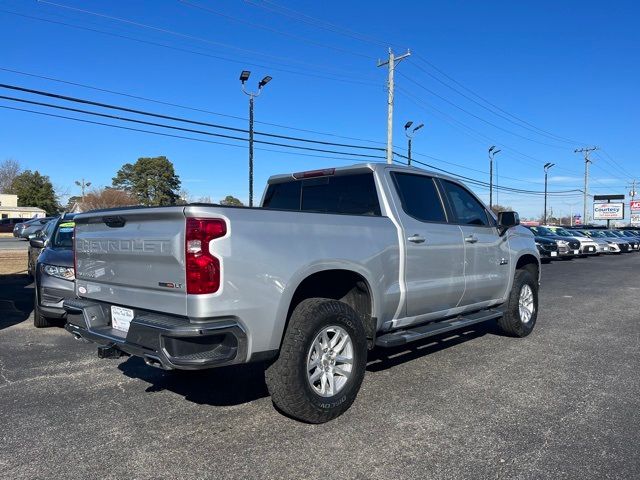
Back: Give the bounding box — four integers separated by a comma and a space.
408, 234, 426, 244
464, 235, 478, 244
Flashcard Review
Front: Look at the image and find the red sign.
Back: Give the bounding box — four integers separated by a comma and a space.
630, 200, 640, 212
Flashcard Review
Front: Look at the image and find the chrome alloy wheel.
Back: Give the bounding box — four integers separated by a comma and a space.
518, 284, 535, 323
306, 326, 354, 397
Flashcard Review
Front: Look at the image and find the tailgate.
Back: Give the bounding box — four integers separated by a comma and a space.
74, 207, 187, 315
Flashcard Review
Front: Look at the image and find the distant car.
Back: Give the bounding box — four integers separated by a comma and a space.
582, 230, 629, 253
603, 230, 638, 252
534, 236, 559, 262
543, 225, 599, 257
15, 217, 54, 239
526, 226, 580, 259
0, 217, 25, 233
570, 230, 611, 254
613, 230, 640, 249
31, 215, 76, 328
27, 217, 58, 278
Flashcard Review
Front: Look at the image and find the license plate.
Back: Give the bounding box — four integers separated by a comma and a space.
111, 306, 134, 333
573, 250, 579, 254
551, 252, 558, 257
604, 247, 609, 251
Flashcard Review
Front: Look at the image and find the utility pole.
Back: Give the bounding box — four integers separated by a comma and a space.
627, 179, 637, 201
378, 48, 411, 164
488, 146, 501, 209
574, 147, 598, 225
240, 70, 272, 207
75, 178, 91, 202
543, 163, 555, 224
404, 121, 424, 166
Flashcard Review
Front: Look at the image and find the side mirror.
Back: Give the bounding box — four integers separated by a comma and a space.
498, 211, 520, 235
29, 238, 45, 249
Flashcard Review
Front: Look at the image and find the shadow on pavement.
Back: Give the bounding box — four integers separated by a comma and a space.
366, 320, 500, 372
0, 275, 34, 330
116, 320, 503, 406
118, 356, 270, 406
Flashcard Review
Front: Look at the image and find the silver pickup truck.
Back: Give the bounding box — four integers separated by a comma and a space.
64, 163, 540, 423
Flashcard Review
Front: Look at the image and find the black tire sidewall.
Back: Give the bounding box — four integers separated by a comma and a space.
298, 308, 366, 412
510, 270, 538, 336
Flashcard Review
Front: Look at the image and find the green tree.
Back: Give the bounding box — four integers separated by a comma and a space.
112, 156, 181, 206
219, 195, 244, 206
11, 170, 59, 215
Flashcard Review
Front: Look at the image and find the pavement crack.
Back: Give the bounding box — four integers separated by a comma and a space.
0, 356, 12, 387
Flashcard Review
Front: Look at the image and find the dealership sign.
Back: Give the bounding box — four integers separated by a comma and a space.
593, 202, 624, 220
631, 214, 640, 226
630, 200, 640, 212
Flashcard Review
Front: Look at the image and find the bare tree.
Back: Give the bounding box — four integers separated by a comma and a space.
80, 188, 137, 211
0, 158, 21, 193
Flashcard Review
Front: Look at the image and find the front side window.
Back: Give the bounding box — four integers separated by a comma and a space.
391, 172, 447, 223
441, 180, 490, 226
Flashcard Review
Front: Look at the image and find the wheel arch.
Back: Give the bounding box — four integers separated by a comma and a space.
274, 265, 378, 350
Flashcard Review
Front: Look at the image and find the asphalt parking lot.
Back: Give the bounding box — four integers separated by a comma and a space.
0, 237, 28, 251
1, 254, 639, 480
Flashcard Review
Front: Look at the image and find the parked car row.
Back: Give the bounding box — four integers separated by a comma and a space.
25, 214, 76, 328
527, 225, 640, 262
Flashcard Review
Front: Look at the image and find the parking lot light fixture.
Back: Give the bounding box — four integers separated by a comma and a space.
488, 147, 501, 209
543, 163, 555, 224
405, 121, 424, 166
240, 70, 272, 207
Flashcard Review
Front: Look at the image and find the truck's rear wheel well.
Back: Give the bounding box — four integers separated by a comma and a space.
516, 254, 539, 280
286, 270, 375, 347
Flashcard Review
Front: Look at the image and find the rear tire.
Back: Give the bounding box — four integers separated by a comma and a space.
265, 298, 368, 423
497, 269, 538, 337
33, 288, 54, 328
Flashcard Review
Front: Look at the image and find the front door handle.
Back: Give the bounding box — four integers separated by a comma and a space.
408, 234, 426, 244
464, 235, 478, 244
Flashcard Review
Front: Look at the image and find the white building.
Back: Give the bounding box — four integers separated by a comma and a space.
0, 193, 46, 219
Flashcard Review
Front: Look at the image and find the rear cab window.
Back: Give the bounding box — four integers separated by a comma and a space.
263, 173, 381, 216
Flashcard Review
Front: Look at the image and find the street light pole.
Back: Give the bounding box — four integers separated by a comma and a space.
404, 121, 424, 166
240, 70, 272, 207
488, 146, 501, 209
75, 178, 91, 202
543, 163, 555, 224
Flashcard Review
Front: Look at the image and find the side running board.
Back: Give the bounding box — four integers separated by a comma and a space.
375, 309, 503, 348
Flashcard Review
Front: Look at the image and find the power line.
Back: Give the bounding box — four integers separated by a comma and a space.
178, 0, 374, 60
243, 0, 392, 49
2, 100, 581, 197
0, 66, 387, 146
412, 54, 586, 145
398, 72, 570, 149
0, 93, 385, 159
0, 103, 383, 164
408, 59, 580, 145
36, 0, 372, 80
0, 83, 384, 152
1, 8, 378, 87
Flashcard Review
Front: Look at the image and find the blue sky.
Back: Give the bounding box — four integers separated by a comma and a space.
1, 0, 638, 220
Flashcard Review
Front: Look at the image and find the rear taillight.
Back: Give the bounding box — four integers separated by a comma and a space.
185, 218, 226, 294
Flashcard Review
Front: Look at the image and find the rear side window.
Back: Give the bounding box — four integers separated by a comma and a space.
391, 172, 447, 223
441, 180, 490, 226
263, 173, 381, 216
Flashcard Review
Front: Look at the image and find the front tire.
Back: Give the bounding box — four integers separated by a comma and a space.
265, 298, 368, 423
497, 269, 538, 337
33, 288, 54, 328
